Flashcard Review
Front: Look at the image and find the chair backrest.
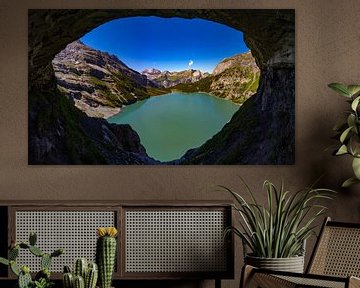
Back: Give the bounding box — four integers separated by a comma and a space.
307, 217, 360, 277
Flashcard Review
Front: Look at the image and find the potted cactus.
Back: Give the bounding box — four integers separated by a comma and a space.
0, 232, 63, 288
62, 258, 98, 288
96, 227, 118, 288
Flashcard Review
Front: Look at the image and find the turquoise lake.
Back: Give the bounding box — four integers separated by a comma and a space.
107, 92, 239, 162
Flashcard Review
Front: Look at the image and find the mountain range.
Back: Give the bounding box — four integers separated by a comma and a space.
142, 68, 210, 88
52, 40, 168, 118
172, 51, 260, 103
52, 40, 259, 118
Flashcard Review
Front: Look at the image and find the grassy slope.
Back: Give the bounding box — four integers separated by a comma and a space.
87, 71, 170, 107
172, 66, 259, 104
171, 76, 213, 93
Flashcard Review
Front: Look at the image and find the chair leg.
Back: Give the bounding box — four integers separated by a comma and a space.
215, 278, 221, 288
240, 265, 296, 288
349, 276, 360, 288
240, 265, 255, 288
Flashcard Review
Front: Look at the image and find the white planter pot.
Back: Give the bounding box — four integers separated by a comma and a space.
245, 254, 305, 273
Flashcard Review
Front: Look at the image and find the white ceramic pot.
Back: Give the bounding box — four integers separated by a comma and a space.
245, 254, 305, 273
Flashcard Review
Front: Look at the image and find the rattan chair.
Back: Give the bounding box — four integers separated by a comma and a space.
241, 217, 360, 288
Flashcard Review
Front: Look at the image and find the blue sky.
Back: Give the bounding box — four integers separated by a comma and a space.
81, 16, 248, 73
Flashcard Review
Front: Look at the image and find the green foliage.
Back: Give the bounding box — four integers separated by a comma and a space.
221, 178, 335, 258
0, 257, 9, 266
88, 76, 108, 90
32, 278, 54, 288
146, 86, 170, 96
40, 254, 52, 270
19, 270, 32, 288
111, 71, 148, 100
9, 247, 19, 260
172, 76, 213, 93
0, 232, 63, 288
329, 83, 360, 187
10, 260, 21, 276
29, 246, 44, 257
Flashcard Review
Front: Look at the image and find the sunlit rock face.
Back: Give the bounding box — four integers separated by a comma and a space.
28, 9, 294, 164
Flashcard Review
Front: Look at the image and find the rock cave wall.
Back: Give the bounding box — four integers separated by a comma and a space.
28, 9, 295, 164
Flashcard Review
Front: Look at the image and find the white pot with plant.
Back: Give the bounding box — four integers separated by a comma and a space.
221, 179, 334, 273
328, 83, 360, 187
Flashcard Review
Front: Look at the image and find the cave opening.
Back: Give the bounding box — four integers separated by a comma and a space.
28, 9, 295, 165
51, 16, 260, 162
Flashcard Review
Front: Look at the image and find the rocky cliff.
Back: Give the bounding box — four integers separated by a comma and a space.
212, 51, 258, 75
173, 52, 260, 104
52, 40, 168, 118
142, 68, 210, 88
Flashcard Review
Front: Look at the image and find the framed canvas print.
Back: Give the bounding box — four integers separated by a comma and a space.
28, 9, 295, 165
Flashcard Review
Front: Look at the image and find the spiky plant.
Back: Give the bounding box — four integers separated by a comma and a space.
63, 260, 98, 288
96, 227, 118, 288
221, 179, 335, 258
0, 232, 63, 288
328, 83, 360, 187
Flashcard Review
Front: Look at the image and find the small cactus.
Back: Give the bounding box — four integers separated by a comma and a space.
74, 275, 85, 288
63, 272, 74, 288
96, 227, 118, 288
35, 268, 50, 281
0, 232, 63, 288
10, 260, 20, 276
63, 259, 98, 288
85, 263, 98, 288
18, 269, 32, 288
29, 232, 37, 246
74, 258, 88, 279
19, 243, 30, 249
51, 248, 64, 258
29, 245, 44, 257
9, 246, 19, 260
41, 253, 52, 270
64, 265, 72, 273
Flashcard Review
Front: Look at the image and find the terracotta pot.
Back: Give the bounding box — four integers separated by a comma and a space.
245, 254, 305, 273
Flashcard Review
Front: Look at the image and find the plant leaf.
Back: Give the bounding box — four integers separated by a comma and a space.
328, 83, 351, 97
352, 96, 360, 111
349, 135, 360, 156
221, 179, 335, 258
0, 257, 9, 266
347, 85, 360, 97
347, 114, 356, 129
352, 157, 360, 179
340, 126, 353, 143
336, 145, 348, 155
342, 177, 360, 188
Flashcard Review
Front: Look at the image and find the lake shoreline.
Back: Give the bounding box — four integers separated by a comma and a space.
108, 89, 242, 119
107, 92, 239, 161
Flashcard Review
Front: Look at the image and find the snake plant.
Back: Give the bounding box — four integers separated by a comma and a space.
328, 83, 360, 187
221, 178, 335, 258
